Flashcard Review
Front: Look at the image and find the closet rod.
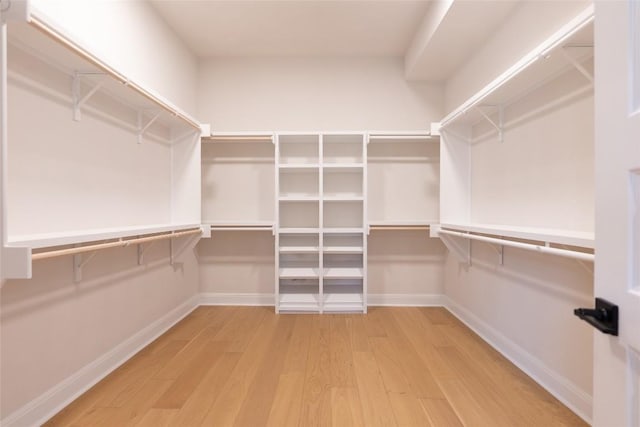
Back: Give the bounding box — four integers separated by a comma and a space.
370, 226, 430, 231
32, 229, 202, 261
28, 17, 201, 131
438, 229, 594, 262
369, 134, 434, 142
203, 136, 273, 142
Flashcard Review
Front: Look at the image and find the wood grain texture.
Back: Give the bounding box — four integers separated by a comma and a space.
44, 307, 587, 427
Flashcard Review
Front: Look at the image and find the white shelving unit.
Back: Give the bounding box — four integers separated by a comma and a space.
275, 133, 366, 313
2, 15, 205, 279
437, 6, 595, 263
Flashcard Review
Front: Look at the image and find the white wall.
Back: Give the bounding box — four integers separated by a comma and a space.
30, 0, 199, 115
444, 244, 593, 418
197, 232, 275, 297
440, 1, 595, 421
198, 57, 442, 132
368, 232, 445, 298
0, 244, 199, 421
444, 0, 591, 113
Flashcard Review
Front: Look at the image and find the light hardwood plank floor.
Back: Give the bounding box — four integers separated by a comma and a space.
44, 306, 587, 426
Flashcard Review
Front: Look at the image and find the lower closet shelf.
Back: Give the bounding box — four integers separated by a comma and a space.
323, 292, 364, 312
323, 267, 363, 279
278, 293, 320, 311
279, 268, 320, 279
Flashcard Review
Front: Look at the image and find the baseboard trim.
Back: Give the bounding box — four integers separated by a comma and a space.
444, 296, 592, 424
1, 296, 199, 427
199, 292, 274, 306
368, 293, 445, 306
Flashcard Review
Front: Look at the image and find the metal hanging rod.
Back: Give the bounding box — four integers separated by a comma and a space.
368, 134, 433, 142
370, 226, 431, 231
203, 135, 274, 142
28, 16, 201, 131
438, 229, 594, 262
32, 228, 202, 261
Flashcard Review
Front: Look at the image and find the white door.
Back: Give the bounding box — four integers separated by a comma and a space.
593, 1, 640, 426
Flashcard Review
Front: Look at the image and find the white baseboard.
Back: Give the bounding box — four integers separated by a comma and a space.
1, 296, 199, 427
444, 296, 592, 425
368, 293, 445, 307
199, 292, 274, 306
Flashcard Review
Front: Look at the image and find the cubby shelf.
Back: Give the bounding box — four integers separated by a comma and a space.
279, 268, 320, 279
323, 267, 363, 279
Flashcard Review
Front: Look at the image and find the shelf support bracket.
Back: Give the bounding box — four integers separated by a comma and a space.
170, 233, 200, 266
137, 241, 156, 265
475, 105, 504, 143
561, 46, 594, 84
433, 225, 471, 265
72, 72, 106, 122
137, 110, 162, 144
487, 243, 504, 265
73, 250, 97, 282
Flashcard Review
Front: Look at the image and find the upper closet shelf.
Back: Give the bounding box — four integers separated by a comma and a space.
7, 223, 202, 249
10, 14, 203, 136
439, 5, 593, 130
439, 223, 594, 249
202, 133, 274, 143
368, 131, 438, 143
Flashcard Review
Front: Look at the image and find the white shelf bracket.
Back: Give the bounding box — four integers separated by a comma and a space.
561, 46, 594, 83
476, 105, 504, 143
433, 225, 471, 265
172, 128, 201, 145
137, 110, 162, 144
170, 233, 200, 266
72, 72, 106, 122
487, 243, 504, 265
73, 250, 97, 282
137, 241, 156, 265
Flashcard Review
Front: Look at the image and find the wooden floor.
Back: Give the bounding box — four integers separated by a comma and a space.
45, 306, 586, 426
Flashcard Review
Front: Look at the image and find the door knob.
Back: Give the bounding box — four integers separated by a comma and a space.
574, 298, 618, 336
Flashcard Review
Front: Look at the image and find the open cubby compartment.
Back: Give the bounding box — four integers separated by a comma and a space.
279, 233, 320, 253
323, 201, 363, 229
323, 283, 364, 312
323, 233, 363, 254
278, 134, 320, 165
279, 201, 319, 229
322, 134, 364, 164
367, 139, 439, 224
323, 168, 363, 199
202, 141, 274, 224
279, 168, 319, 199
323, 253, 363, 273
279, 282, 321, 312
278, 253, 320, 270
5, 21, 202, 246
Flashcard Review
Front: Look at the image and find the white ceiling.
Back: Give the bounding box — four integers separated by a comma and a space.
149, 0, 519, 81
150, 0, 431, 57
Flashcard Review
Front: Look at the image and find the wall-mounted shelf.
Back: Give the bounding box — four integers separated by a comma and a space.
10, 18, 201, 137
202, 132, 274, 143
440, 223, 594, 249
439, 6, 594, 131
8, 223, 202, 249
